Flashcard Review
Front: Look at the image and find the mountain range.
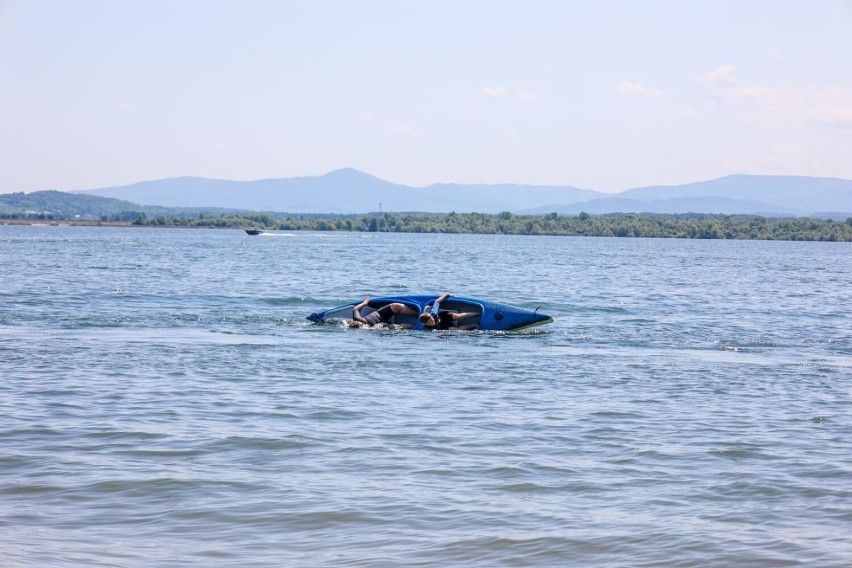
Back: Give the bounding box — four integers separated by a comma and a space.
49, 168, 852, 218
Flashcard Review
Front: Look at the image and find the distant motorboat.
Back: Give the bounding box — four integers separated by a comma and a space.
307, 294, 553, 332
245, 229, 263, 235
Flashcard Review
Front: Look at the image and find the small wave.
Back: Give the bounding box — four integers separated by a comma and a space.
208, 436, 316, 451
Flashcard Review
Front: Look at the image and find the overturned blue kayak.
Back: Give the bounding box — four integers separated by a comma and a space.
307, 294, 553, 332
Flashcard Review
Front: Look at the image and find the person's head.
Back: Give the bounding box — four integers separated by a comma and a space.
349, 320, 366, 328
419, 312, 436, 328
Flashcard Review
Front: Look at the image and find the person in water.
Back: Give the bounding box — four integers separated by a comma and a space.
419, 293, 480, 330
349, 296, 418, 329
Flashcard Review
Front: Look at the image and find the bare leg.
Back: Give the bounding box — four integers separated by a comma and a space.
453, 311, 480, 330
352, 296, 371, 324
453, 311, 479, 322
389, 303, 418, 316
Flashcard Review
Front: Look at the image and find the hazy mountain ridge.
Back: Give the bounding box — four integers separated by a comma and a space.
16, 168, 852, 217
521, 175, 852, 217
72, 168, 599, 214
0, 189, 253, 219
520, 196, 799, 216
621, 175, 852, 211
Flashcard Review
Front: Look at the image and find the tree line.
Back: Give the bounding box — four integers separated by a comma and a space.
4, 189, 850, 241
5, 207, 851, 241
112, 211, 852, 241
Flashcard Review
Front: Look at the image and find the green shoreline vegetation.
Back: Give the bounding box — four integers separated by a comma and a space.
4, 211, 852, 241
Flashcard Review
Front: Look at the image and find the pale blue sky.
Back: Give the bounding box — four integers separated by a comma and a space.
2, 0, 851, 194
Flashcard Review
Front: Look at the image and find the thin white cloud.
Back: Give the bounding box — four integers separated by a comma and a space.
617, 81, 663, 98
678, 106, 699, 119
483, 86, 509, 99
211, 142, 227, 150
770, 143, 806, 156
807, 105, 852, 127
518, 89, 537, 101
732, 86, 774, 100
705, 79, 852, 128
113, 102, 132, 112
724, 143, 817, 176
699, 64, 736, 85
389, 123, 416, 136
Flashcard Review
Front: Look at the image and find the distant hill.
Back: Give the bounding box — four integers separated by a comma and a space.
522, 175, 852, 217
0, 190, 146, 218
0, 190, 252, 219
73, 168, 600, 214
623, 175, 852, 209
520, 196, 798, 216
6, 169, 850, 217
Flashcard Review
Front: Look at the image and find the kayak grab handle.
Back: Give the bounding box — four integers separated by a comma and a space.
533, 305, 541, 316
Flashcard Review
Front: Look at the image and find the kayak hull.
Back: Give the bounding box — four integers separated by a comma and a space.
307, 294, 553, 331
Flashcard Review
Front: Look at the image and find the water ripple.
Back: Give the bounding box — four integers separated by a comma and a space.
2, 227, 851, 567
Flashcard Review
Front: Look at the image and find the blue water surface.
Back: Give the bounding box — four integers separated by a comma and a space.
1, 225, 850, 567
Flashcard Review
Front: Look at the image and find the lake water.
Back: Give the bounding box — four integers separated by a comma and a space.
1, 225, 851, 567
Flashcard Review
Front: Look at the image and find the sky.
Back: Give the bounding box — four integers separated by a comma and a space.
1, 0, 852, 194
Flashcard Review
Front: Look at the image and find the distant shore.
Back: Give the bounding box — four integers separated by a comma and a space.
0, 219, 214, 229
3, 219, 135, 227
3, 213, 851, 241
